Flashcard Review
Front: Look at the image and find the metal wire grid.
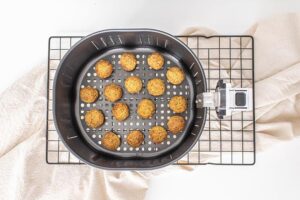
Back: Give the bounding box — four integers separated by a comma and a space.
46, 35, 255, 165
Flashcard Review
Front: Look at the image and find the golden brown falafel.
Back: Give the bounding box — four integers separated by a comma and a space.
95, 59, 113, 79
147, 52, 164, 70
166, 66, 185, 85
137, 99, 156, 119
84, 109, 105, 128
147, 78, 165, 96
124, 76, 143, 94
104, 83, 123, 102
101, 131, 121, 151
80, 86, 99, 103
169, 96, 188, 113
167, 115, 185, 134
126, 130, 144, 148
120, 53, 137, 71
149, 126, 168, 144
112, 102, 129, 121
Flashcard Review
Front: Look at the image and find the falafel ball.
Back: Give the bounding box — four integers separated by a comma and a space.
137, 99, 156, 119
126, 130, 144, 148
80, 86, 99, 103
84, 109, 105, 128
120, 52, 137, 71
149, 126, 168, 144
166, 66, 185, 85
147, 78, 165, 96
101, 131, 121, 151
167, 115, 185, 134
147, 52, 164, 70
95, 59, 113, 79
104, 83, 123, 102
124, 76, 143, 94
169, 95, 188, 113
112, 102, 129, 121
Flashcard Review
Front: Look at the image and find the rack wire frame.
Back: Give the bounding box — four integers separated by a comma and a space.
46, 35, 255, 166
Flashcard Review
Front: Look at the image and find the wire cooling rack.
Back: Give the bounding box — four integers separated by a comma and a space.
47, 35, 255, 166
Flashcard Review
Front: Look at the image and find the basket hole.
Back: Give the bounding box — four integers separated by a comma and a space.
92, 134, 96, 138
173, 135, 177, 139
80, 103, 84, 108
98, 141, 101, 144
87, 73, 91, 77
148, 147, 152, 151
167, 61, 171, 65
167, 141, 170, 145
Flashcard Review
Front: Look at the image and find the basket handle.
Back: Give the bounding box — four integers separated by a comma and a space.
196, 80, 253, 119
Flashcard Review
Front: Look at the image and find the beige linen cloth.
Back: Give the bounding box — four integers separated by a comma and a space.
0, 13, 299, 200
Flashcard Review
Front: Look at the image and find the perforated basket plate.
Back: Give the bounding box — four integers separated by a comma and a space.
76, 47, 195, 158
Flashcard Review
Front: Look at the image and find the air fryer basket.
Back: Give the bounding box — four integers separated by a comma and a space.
53, 29, 207, 170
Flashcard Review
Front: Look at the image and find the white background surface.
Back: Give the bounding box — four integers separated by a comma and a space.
0, 0, 300, 199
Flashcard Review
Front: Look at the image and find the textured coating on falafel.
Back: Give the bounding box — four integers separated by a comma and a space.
102, 131, 121, 151
147, 52, 164, 70
112, 102, 129, 121
166, 66, 185, 85
95, 59, 113, 79
120, 53, 137, 71
149, 126, 168, 144
104, 83, 123, 102
80, 86, 99, 103
84, 109, 105, 128
137, 99, 156, 119
167, 115, 185, 134
126, 130, 144, 148
125, 76, 143, 94
147, 78, 165, 96
169, 96, 188, 113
